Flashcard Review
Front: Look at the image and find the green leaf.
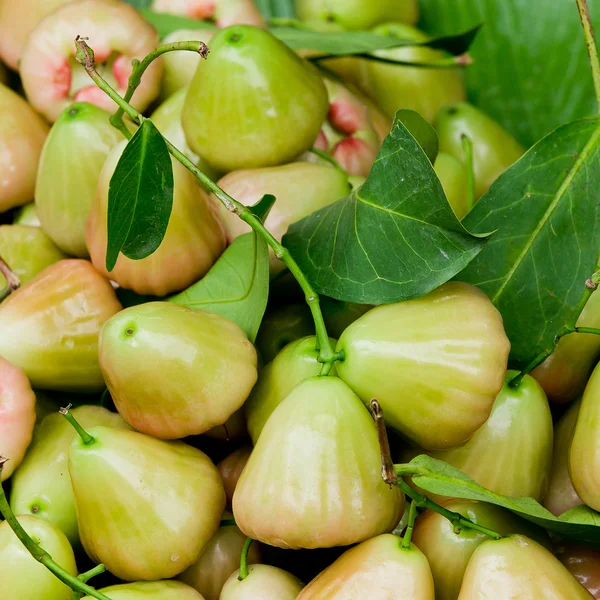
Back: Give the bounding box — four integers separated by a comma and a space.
168, 233, 269, 342
419, 0, 600, 147
255, 0, 295, 19
395, 109, 438, 164
106, 120, 174, 272
459, 117, 600, 366
139, 9, 218, 37
405, 455, 600, 546
283, 113, 487, 304
250, 194, 277, 222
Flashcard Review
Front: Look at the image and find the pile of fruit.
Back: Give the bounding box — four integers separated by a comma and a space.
1, 0, 600, 598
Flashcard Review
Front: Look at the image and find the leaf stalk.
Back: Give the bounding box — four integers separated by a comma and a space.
576, 0, 600, 110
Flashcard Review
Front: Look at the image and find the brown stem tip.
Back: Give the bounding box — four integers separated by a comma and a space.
0, 256, 20, 290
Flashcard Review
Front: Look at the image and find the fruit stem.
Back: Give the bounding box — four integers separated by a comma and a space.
309, 146, 348, 176
576, 0, 600, 110
0, 254, 20, 301
74, 37, 340, 374
370, 400, 503, 541
461, 133, 476, 213
59, 405, 95, 446
238, 537, 254, 581
72, 564, 107, 599
401, 501, 418, 549
0, 459, 114, 600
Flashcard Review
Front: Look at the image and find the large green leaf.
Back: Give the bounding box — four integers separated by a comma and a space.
254, 0, 295, 19
418, 0, 600, 147
283, 115, 487, 304
402, 456, 600, 546
106, 120, 173, 272
459, 117, 600, 366
168, 233, 269, 342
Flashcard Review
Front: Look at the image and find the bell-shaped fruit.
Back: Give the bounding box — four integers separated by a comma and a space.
151, 87, 220, 183
543, 398, 583, 516
218, 446, 252, 506
161, 28, 216, 99
532, 290, 600, 403
0, 0, 73, 70
99, 302, 257, 439
152, 0, 265, 28
221, 565, 304, 600
233, 376, 404, 549
457, 535, 593, 598
408, 371, 553, 501
0, 225, 67, 289
255, 303, 314, 363
69, 424, 226, 580
569, 362, 600, 511
35, 102, 123, 257
434, 152, 469, 219
13, 203, 41, 227
179, 523, 262, 600
0, 259, 121, 391
19, 0, 162, 122
336, 281, 510, 450
83, 581, 204, 599
183, 26, 328, 172
245, 336, 336, 443
215, 162, 350, 272
10, 405, 132, 546
363, 24, 465, 124
297, 534, 434, 599
0, 83, 49, 213
294, 0, 418, 30
0, 514, 78, 600
86, 140, 226, 296
412, 500, 550, 600
0, 357, 36, 481
436, 102, 525, 200
557, 544, 600, 599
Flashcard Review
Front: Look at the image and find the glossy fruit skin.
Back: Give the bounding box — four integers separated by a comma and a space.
220, 565, 304, 600
409, 371, 553, 501
35, 102, 123, 257
336, 281, 510, 450
556, 545, 600, 599
245, 336, 337, 443
436, 102, 525, 200
215, 162, 350, 273
0, 259, 122, 391
294, 0, 419, 30
0, 514, 78, 600
87, 140, 226, 296
151, 87, 220, 183
0, 0, 74, 70
543, 398, 583, 516
298, 534, 434, 599
99, 302, 257, 439
0, 83, 49, 212
0, 357, 36, 481
363, 24, 465, 124
457, 535, 593, 599
178, 524, 262, 600
161, 28, 216, 99
152, 0, 265, 28
83, 580, 205, 599
19, 0, 162, 122
532, 290, 600, 403
233, 376, 404, 549
255, 303, 315, 363
13, 203, 41, 226
0, 225, 67, 289
218, 446, 252, 506
434, 152, 469, 220
183, 26, 328, 172
10, 405, 132, 546
412, 500, 551, 600
570, 362, 600, 511
70, 426, 226, 581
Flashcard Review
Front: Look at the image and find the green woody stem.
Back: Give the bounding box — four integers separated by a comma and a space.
60, 405, 95, 446
401, 501, 418, 549
74, 37, 338, 374
0, 459, 113, 600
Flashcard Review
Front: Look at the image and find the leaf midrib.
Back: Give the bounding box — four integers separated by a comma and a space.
491, 121, 600, 305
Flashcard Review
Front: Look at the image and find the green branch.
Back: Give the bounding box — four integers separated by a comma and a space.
74, 37, 338, 373
401, 501, 418, 549
576, 0, 600, 110
0, 459, 113, 600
